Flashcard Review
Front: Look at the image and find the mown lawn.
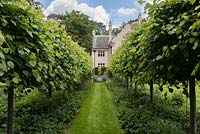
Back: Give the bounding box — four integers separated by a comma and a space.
67, 83, 124, 134
196, 84, 200, 108
143, 83, 200, 109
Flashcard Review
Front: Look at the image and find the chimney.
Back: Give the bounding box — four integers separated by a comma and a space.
92, 29, 96, 36
138, 13, 142, 25
109, 20, 112, 42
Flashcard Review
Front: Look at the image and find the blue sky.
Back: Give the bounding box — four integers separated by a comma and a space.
35, 0, 152, 28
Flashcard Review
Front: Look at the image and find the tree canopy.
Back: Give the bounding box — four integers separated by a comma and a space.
0, 1, 92, 133
109, 0, 200, 133
48, 11, 107, 53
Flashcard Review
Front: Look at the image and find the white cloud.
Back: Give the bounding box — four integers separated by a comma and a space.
113, 24, 120, 29
44, 0, 109, 26
75, 4, 109, 26
145, 0, 153, 4
117, 7, 138, 17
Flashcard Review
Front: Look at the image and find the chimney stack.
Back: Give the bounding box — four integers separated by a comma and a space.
138, 13, 142, 25
109, 20, 112, 42
92, 29, 96, 36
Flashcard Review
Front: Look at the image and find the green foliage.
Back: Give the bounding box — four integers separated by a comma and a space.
109, 1, 200, 132
112, 28, 121, 36
0, 0, 92, 132
0, 0, 92, 96
47, 11, 107, 53
94, 67, 106, 76
0, 103, 7, 131
109, 0, 200, 87
171, 92, 184, 107
108, 79, 186, 134
109, 29, 145, 85
0, 89, 85, 133
119, 108, 184, 134
98, 66, 102, 76
142, 0, 200, 84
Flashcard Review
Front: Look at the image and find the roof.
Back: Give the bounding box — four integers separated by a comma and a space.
93, 35, 110, 49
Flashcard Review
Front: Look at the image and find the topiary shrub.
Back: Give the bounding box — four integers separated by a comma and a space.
98, 66, 102, 76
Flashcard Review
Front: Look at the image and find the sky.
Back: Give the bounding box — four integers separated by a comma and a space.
35, 0, 153, 28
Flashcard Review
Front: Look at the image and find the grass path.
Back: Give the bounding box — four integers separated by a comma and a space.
66, 83, 124, 134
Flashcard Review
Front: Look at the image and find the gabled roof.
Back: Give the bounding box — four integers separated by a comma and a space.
93, 35, 110, 49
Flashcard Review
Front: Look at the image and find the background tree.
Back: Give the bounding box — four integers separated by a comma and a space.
95, 22, 107, 35
112, 28, 121, 36
48, 11, 107, 53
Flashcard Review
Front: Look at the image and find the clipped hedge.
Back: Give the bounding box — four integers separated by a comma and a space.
0, 0, 92, 95
0, 0, 92, 133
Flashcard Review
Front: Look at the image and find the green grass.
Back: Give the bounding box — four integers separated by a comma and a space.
67, 83, 124, 134
129, 82, 200, 110
195, 84, 200, 108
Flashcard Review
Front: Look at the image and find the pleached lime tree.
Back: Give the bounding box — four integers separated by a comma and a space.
144, 0, 200, 133
109, 0, 200, 133
0, 1, 92, 133
109, 30, 141, 90
109, 27, 155, 100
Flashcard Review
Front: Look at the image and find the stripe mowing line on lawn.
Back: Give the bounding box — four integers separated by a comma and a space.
67, 83, 124, 134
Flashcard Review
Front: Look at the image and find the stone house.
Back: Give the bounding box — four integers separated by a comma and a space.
92, 14, 142, 68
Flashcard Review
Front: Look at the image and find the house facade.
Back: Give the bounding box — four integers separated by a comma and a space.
92, 20, 112, 68
92, 14, 142, 68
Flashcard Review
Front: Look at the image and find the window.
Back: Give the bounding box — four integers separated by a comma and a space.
98, 63, 105, 67
98, 51, 105, 57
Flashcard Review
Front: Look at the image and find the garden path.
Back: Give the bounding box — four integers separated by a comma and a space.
66, 83, 124, 134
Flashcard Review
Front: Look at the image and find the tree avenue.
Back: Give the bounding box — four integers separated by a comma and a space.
109, 0, 200, 134
0, 0, 92, 133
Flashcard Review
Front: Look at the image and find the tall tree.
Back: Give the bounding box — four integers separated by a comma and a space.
0, 1, 92, 133
144, 0, 200, 133
48, 11, 106, 53
110, 0, 200, 133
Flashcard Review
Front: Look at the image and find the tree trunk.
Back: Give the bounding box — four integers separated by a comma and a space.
7, 87, 14, 134
130, 77, 132, 89
150, 80, 153, 103
135, 82, 137, 96
48, 88, 52, 98
127, 77, 129, 90
189, 76, 196, 134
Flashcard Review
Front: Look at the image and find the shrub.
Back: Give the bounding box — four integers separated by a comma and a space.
108, 79, 186, 134
94, 67, 106, 76
0, 89, 85, 134
171, 92, 184, 107
98, 66, 102, 76
119, 107, 184, 134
